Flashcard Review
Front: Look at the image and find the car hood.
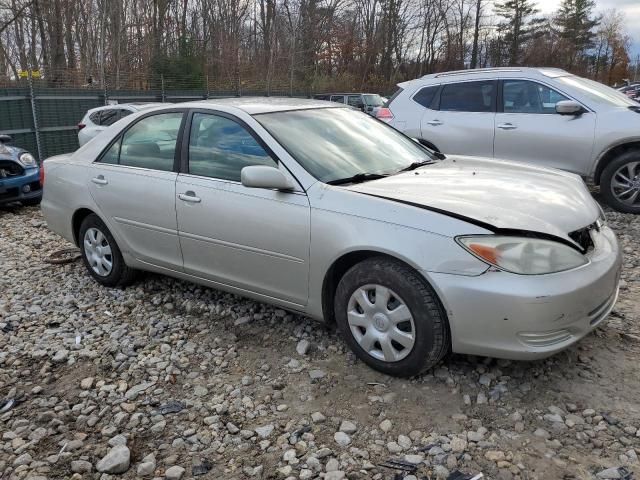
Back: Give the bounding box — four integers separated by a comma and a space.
345, 156, 600, 242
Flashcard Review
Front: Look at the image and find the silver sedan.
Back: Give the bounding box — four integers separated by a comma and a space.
41, 98, 621, 377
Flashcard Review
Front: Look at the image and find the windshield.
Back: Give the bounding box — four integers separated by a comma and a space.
255, 107, 435, 183
363, 94, 385, 107
557, 76, 638, 107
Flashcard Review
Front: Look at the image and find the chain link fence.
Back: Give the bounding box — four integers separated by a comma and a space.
0, 68, 391, 161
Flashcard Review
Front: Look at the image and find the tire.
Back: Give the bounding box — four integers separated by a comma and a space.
334, 257, 449, 377
601, 150, 640, 214
21, 196, 41, 206
78, 214, 137, 288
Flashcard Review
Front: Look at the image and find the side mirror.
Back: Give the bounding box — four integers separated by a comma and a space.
241, 165, 294, 191
556, 100, 584, 116
0, 134, 12, 144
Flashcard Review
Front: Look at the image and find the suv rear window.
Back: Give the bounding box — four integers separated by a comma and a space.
440, 81, 495, 112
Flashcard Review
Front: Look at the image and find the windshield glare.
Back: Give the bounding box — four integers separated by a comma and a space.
558, 76, 638, 107
255, 107, 435, 183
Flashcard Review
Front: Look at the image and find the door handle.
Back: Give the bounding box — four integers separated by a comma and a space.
178, 191, 201, 203
497, 123, 518, 130
426, 119, 443, 126
91, 175, 108, 185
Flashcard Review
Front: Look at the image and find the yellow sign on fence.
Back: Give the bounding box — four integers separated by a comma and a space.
18, 70, 41, 79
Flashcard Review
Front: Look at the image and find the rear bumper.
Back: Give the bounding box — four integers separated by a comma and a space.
427, 226, 622, 360
0, 168, 41, 205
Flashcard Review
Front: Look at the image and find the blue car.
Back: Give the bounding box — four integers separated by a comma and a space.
0, 135, 42, 207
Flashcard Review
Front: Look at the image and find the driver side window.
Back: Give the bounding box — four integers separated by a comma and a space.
187, 113, 277, 182
503, 80, 569, 114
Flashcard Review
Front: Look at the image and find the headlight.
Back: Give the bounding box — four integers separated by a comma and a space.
18, 153, 36, 167
456, 235, 588, 275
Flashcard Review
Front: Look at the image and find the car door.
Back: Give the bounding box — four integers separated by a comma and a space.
493, 79, 596, 173
421, 80, 496, 157
87, 110, 186, 270
175, 111, 311, 306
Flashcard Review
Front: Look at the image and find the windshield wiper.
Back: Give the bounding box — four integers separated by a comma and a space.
326, 173, 389, 185
399, 160, 437, 172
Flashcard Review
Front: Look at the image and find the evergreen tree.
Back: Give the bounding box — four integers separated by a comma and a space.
495, 0, 544, 65
555, 0, 600, 69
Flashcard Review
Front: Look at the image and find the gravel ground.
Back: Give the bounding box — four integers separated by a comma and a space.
1, 201, 639, 480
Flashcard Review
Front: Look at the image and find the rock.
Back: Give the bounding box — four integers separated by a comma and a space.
80, 377, 94, 389
296, 339, 311, 355
311, 412, 326, 423
404, 454, 425, 464
339, 420, 357, 434
96, 445, 131, 474
477, 392, 487, 404
309, 369, 326, 381
334, 431, 351, 446
597, 467, 624, 479
71, 460, 92, 473
255, 424, 275, 438
325, 472, 346, 480
52, 349, 69, 363
485, 450, 506, 462
165, 465, 186, 480
379, 419, 393, 432
13, 453, 33, 466
450, 437, 467, 453
326, 458, 340, 471
137, 454, 156, 477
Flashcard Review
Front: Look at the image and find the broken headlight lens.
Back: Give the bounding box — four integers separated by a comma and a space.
456, 235, 588, 275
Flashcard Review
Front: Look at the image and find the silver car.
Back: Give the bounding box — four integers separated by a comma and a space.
379, 67, 640, 214
42, 98, 621, 377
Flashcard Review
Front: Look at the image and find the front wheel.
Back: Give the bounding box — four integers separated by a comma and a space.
601, 151, 640, 214
334, 257, 449, 377
78, 214, 137, 287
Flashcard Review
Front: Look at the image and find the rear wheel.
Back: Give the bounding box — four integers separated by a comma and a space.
601, 151, 640, 214
78, 214, 137, 287
334, 257, 449, 377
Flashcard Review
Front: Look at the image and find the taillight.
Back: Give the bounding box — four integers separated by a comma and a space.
39, 162, 44, 186
77, 123, 86, 130
376, 107, 394, 122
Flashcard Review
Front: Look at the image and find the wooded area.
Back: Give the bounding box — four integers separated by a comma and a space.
0, 0, 637, 93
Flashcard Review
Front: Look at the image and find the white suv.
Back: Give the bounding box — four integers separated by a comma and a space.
379, 67, 640, 213
78, 103, 164, 147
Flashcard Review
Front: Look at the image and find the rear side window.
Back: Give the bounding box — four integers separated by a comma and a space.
98, 112, 182, 171
100, 109, 120, 126
314, 95, 330, 101
440, 81, 495, 112
330, 95, 345, 103
187, 113, 276, 182
89, 111, 101, 124
347, 95, 364, 108
412, 86, 439, 109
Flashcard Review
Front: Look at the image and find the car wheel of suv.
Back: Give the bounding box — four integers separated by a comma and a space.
79, 214, 137, 287
601, 151, 640, 214
334, 257, 449, 377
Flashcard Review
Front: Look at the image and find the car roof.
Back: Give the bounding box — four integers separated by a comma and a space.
178, 97, 344, 115
88, 103, 165, 113
400, 67, 572, 87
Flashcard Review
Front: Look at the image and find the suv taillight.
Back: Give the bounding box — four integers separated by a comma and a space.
376, 107, 394, 122
77, 123, 86, 130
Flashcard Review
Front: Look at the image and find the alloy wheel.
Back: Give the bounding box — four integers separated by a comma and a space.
346, 284, 416, 362
611, 161, 640, 207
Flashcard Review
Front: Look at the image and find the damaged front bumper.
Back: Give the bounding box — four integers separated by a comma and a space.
426, 226, 622, 360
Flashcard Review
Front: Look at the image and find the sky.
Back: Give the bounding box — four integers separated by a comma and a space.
536, 0, 640, 57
